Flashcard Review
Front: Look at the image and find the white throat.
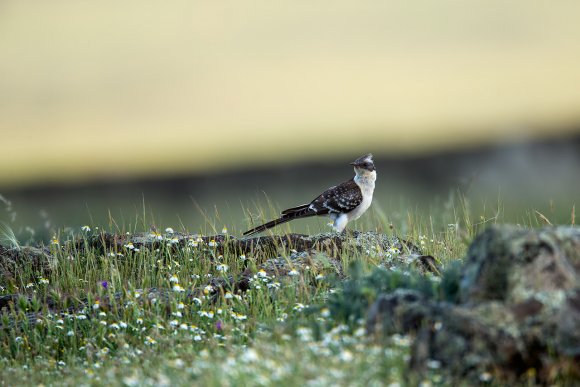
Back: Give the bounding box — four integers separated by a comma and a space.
354, 169, 376, 190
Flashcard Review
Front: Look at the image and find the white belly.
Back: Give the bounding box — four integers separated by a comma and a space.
330, 169, 376, 232
348, 191, 373, 221
348, 170, 376, 221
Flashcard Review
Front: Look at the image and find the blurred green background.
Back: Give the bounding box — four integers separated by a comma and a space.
1, 1, 580, 240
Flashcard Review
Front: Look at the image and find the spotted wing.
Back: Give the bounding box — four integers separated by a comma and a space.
309, 179, 363, 214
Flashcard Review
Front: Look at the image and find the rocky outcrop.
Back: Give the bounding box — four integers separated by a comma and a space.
367, 225, 580, 384
0, 245, 55, 283
0, 231, 426, 283
0, 231, 426, 328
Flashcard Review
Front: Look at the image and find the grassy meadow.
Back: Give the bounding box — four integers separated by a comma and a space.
1, 185, 576, 386
2, 1, 580, 385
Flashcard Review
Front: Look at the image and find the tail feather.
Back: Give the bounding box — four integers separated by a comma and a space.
243, 209, 316, 236
243, 216, 293, 236
281, 204, 309, 215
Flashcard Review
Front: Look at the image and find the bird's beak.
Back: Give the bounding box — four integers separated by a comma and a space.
349, 161, 357, 166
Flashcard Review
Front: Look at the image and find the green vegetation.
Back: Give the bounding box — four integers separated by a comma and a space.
0, 194, 575, 386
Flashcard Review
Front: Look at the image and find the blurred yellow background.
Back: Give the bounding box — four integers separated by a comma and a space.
2, 1, 580, 187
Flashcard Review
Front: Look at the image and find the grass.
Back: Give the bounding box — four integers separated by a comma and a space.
0, 192, 575, 386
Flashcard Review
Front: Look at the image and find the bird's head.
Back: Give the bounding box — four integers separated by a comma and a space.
350, 153, 375, 174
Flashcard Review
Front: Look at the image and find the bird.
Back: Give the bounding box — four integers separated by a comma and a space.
243, 153, 376, 236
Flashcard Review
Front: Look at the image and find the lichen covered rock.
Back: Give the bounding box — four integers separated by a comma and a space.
367, 225, 580, 384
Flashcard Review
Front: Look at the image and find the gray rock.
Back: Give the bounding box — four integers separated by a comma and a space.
367, 225, 580, 384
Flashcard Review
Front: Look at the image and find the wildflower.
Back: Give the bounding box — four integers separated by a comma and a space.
241, 348, 259, 363
150, 232, 163, 240
198, 310, 214, 319
216, 264, 229, 273
193, 335, 202, 341
26, 282, 34, 289
172, 284, 185, 292
239, 254, 247, 261
320, 308, 330, 318
172, 311, 183, 318
134, 291, 141, 298
168, 237, 179, 245
339, 350, 354, 362
479, 372, 492, 382
392, 334, 411, 347
99, 311, 107, 318
203, 285, 213, 295
169, 319, 179, 328
169, 275, 179, 283
179, 323, 188, 330
315, 274, 325, 280
67, 330, 74, 336
100, 281, 108, 290
56, 319, 64, 324
296, 327, 312, 341
110, 323, 120, 330
51, 237, 59, 246
92, 300, 100, 310
427, 359, 441, 369
124, 242, 135, 250
165, 227, 174, 234
224, 292, 233, 299
15, 337, 23, 343
293, 303, 306, 312
100, 321, 107, 326
39, 278, 49, 285
145, 336, 157, 345
288, 269, 299, 276
386, 246, 400, 258
81, 225, 91, 232
266, 282, 281, 290
215, 320, 223, 331
57, 360, 66, 367
177, 302, 185, 310
136, 318, 143, 325
119, 321, 127, 328
221, 226, 228, 234
257, 269, 267, 278
76, 314, 87, 320
188, 239, 198, 247
231, 312, 247, 321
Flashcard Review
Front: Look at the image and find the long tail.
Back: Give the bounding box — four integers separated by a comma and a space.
243, 206, 316, 236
